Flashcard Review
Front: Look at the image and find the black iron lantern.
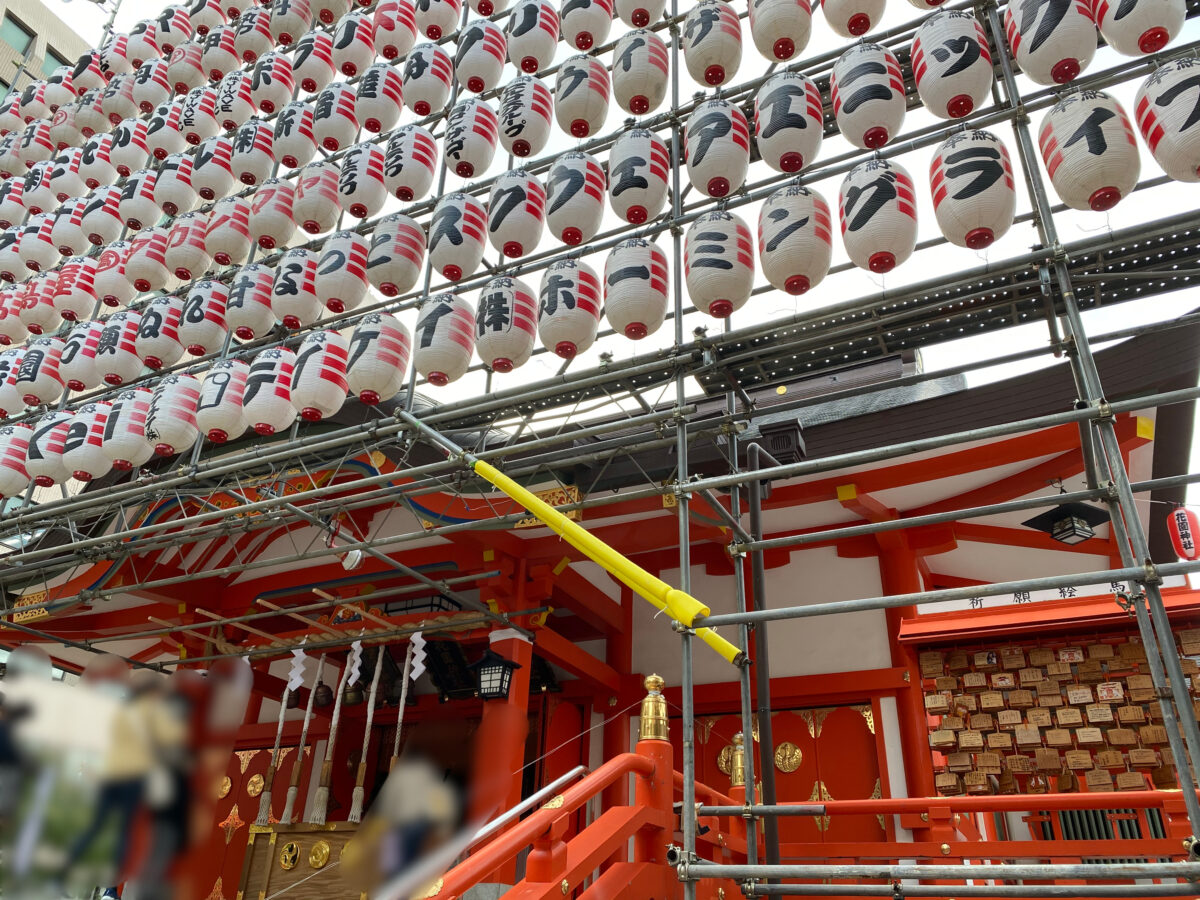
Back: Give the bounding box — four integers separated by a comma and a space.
468, 647, 522, 700
1022, 501, 1111, 545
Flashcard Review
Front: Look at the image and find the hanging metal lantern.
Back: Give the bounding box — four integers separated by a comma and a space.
468, 647, 522, 700
1021, 501, 1110, 545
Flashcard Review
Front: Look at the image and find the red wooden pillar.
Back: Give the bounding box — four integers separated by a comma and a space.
602, 586, 634, 809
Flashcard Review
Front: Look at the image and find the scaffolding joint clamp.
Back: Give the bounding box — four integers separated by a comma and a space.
1142, 559, 1162, 586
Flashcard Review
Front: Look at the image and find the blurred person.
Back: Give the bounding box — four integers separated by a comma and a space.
0, 687, 33, 826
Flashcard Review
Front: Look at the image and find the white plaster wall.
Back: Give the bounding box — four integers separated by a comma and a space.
879, 696, 913, 841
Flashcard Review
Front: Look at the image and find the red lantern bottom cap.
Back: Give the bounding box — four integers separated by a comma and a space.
965, 227, 994, 249
491, 357, 514, 373
144, 356, 163, 370
868, 251, 896, 273
322, 137, 340, 152
72, 470, 93, 481
341, 63, 358, 77
779, 152, 804, 173
632, 8, 650, 25
102, 296, 119, 307
862, 126, 889, 149
554, 341, 577, 359
708, 299, 733, 318
260, 101, 276, 113
570, 119, 590, 138
349, 203, 368, 218
162, 202, 179, 216
282, 315, 301, 328
575, 32, 593, 50
382, 46, 397, 59
705, 65, 725, 86
326, 298, 345, 313
847, 13, 870, 34
133, 278, 151, 292
174, 267, 192, 280
947, 94, 974, 118
186, 344, 206, 356
426, 25, 442, 39
365, 118, 382, 132
25, 262, 40, 273
34, 474, 54, 487
116, 165, 131, 177
707, 176, 730, 197
300, 407, 323, 421
512, 140, 531, 157
253, 423, 275, 435
27, 325, 42, 335
358, 390, 380, 404
414, 101, 431, 116
281, 155, 298, 168
395, 186, 415, 200
785, 275, 810, 295
1139, 27, 1169, 53
207, 428, 228, 443
502, 240, 523, 258
300, 79, 317, 92
126, 218, 143, 230
442, 264, 462, 280
21, 394, 40, 407
320, 10, 334, 22
624, 322, 648, 339
257, 236, 276, 249
1089, 186, 1122, 211
1051, 58, 1080, 83
478, 0, 494, 12
67, 379, 84, 390
774, 38, 795, 60
235, 326, 254, 340
626, 205, 647, 224
520, 56, 539, 74
184, 136, 199, 147
240, 172, 257, 185
630, 95, 649, 115
214, 251, 232, 265
380, 282, 398, 296
427, 371, 449, 386
199, 188, 216, 200
455, 161, 474, 177
561, 226, 583, 246
154, 443, 174, 457
467, 77, 484, 93
302, 220, 323, 234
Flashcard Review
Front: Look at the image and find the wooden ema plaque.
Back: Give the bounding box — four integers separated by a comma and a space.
239, 823, 362, 900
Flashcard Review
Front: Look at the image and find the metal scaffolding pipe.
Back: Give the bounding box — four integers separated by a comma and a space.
684, 862, 1200, 881
699, 789, 1198, 815
745, 886, 1200, 898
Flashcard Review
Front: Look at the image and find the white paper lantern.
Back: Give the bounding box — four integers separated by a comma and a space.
249, 178, 297, 250
1039, 91, 1139, 211
196, 358, 249, 442
537, 258, 601, 358
831, 43, 905, 149
226, 263, 276, 339
758, 184, 832, 295
604, 237, 667, 339
608, 128, 668, 224
506, 0, 559, 73
166, 211, 211, 280
21, 162, 56, 217
912, 11, 993, 121
403, 43, 453, 117
1135, 59, 1200, 183
1004, 0, 1096, 85
146, 373, 201, 456
0, 180, 23, 230
18, 213, 59, 273
48, 106, 83, 154
215, 71, 255, 131
62, 401, 112, 481
146, 103, 187, 163
271, 0, 314, 45
103, 389, 155, 471
294, 30, 337, 94
20, 120, 57, 166
60, 319, 104, 390
19, 273, 61, 335
274, 101, 318, 168
293, 161, 342, 235
127, 19, 161, 67
616, 0, 663, 25
0, 422, 31, 497
135, 294, 185, 370
119, 168, 160, 230
0, 95, 23, 137
444, 97, 498, 178
206, 194, 253, 266
243, 347, 297, 434
168, 42, 207, 94
190, 0, 228, 36
684, 210, 753, 318
19, 82, 50, 125
154, 153, 197, 217
749, 0, 811, 61
930, 130, 1016, 249
497, 78, 551, 160
234, 6, 275, 63
0, 349, 23, 417
72, 52, 107, 96
685, 99, 749, 197
414, 292, 474, 385
474, 276, 537, 371
429, 192, 487, 280
339, 142, 387, 218
455, 21, 507, 95
1095, 0, 1182, 55
332, 11, 376, 77
179, 279, 229, 355
52, 255, 99, 322
180, 87, 221, 146
562, 0, 612, 50
315, 229, 370, 312
347, 312, 410, 403
821, 0, 883, 37
612, 30, 669, 116
126, 227, 173, 293
94, 240, 137, 308
292, 330, 348, 420
357, 64, 404, 133
25, 409, 73, 485
100, 76, 139, 126
384, 124, 438, 200
230, 117, 275, 185
100, 35, 133, 82
15, 337, 65, 407
367, 213, 426, 296
202, 26, 240, 81
839, 158, 918, 272
313, 82, 359, 152
754, 72, 823, 174
555, 56, 609, 138
374, 0, 418, 60
109, 117, 149, 175
251, 53, 295, 114
78, 133, 117, 189
0, 134, 28, 180
133, 59, 173, 114
81, 186, 124, 248
488, 169, 546, 258
0, 290, 29, 346
0, 229, 21, 283
272, 247, 321, 328
546, 150, 605, 245
683, 0, 742, 87
414, 0, 461, 40
44, 67, 76, 113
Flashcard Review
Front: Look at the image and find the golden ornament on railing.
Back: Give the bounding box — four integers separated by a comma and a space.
730, 732, 745, 787
639, 674, 668, 741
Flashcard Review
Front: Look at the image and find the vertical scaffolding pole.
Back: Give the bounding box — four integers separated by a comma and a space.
981, 0, 1200, 841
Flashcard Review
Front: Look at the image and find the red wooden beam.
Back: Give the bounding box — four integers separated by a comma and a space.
535, 627, 622, 692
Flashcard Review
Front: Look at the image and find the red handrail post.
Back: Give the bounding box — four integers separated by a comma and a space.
633, 675, 675, 866
525, 815, 570, 884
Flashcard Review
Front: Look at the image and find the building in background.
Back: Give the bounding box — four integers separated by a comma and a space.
0, 0, 88, 92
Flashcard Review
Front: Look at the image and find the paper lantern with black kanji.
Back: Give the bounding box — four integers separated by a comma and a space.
97, 310, 144, 385
81, 186, 124, 248
215, 71, 255, 131
684, 210, 753, 318
20, 82, 50, 125
272, 0, 314, 44
839, 158, 918, 272
375, 0, 417, 59
545, 151, 605, 246
235, 6, 275, 62
272, 247, 321, 328
0, 349, 23, 417
488, 170, 546, 259
44, 67, 75, 113
126, 227, 173, 293
146, 373, 201, 456
226, 263, 276, 339
604, 237, 667, 339
758, 184, 832, 295
72, 52, 107, 96
0, 181, 23, 232
293, 161, 342, 235
1038, 91, 1139, 211
444, 97, 498, 177
109, 117, 149, 175
77, 135, 116, 191
291, 330, 348, 420
52, 255, 99, 322
119, 168, 159, 230
414, 0, 461, 39
612, 30, 669, 115
168, 42, 207, 93
561, 0, 613, 50
338, 142, 387, 218
25, 409, 72, 485
749, 0, 811, 61
0, 290, 27, 346
403, 43, 453, 116
243, 347, 298, 434
0, 422, 30, 497
506, 0, 559, 72
230, 117, 275, 185
201, 26, 240, 82
1005, 0, 1096, 85
197, 357, 250, 442
313, 82, 359, 151
102, 389, 155, 471
143, 102, 187, 162
133, 59, 172, 114
206, 194, 253, 265
178, 87, 220, 146
429, 192, 487, 280
685, 99, 749, 198
555, 55, 608, 138
48, 106, 82, 154
0, 229, 21, 283
0, 133, 28, 179
1135, 59, 1200, 183
537, 258, 601, 358
21, 162, 56, 217
252, 53, 294, 114
831, 43, 905, 149
179, 279, 229, 355
155, 153, 197, 217
15, 337, 65, 407
683, 0, 741, 87
912, 11, 993, 121
19, 273, 61, 335
822, 0, 883, 37
455, 21, 507, 95
294, 29, 337, 93
367, 213, 426, 296
59, 319, 103, 390
331, 11, 376, 77
20, 119, 57, 166
100, 34, 134, 80
51, 201, 90, 258
249, 178, 297, 250
18, 213, 59, 273
357, 63, 404, 133
63, 401, 112, 481
608, 129, 668, 224
930, 130, 1016, 249
101, 76, 140, 126
0, 94, 23, 135
414, 293, 475, 385
315, 229, 370, 312
127, 19, 161, 67
383, 125, 437, 201
1093, 0, 1182, 56
1166, 505, 1200, 559
755, 71, 823, 173
474, 276, 537, 371
274, 101, 318, 168
135, 294, 185, 370
190, 0, 227, 36
498, 77, 552, 158
348, 312, 410, 403
93, 240, 136, 308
